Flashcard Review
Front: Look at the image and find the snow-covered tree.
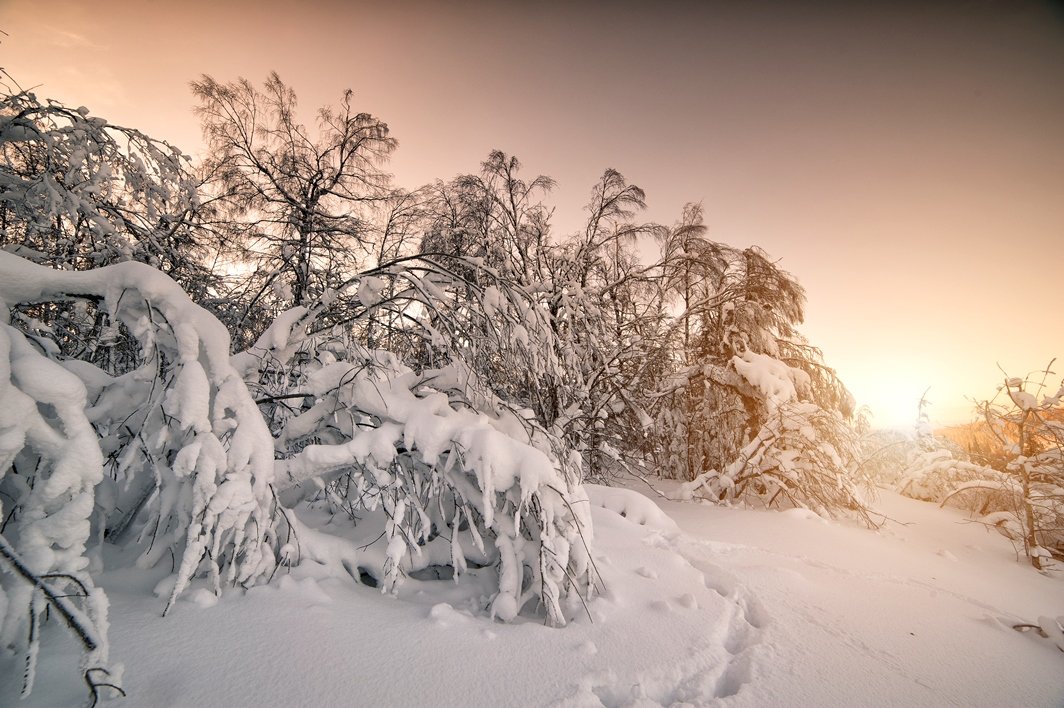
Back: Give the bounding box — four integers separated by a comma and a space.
422, 151, 555, 285
418, 158, 568, 432
915, 387, 937, 451
233, 255, 599, 624
0, 81, 210, 289
421, 162, 670, 482
539, 169, 664, 481
0, 80, 227, 376
643, 209, 865, 516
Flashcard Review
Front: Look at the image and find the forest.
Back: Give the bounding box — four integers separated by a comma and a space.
1, 72, 1062, 705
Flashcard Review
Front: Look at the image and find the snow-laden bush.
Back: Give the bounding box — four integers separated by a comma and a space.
678, 349, 871, 521
679, 400, 870, 520
854, 427, 917, 488
899, 368, 1064, 569
900, 448, 1062, 565
238, 294, 597, 626
897, 449, 1009, 508
0, 322, 115, 698
0, 251, 281, 699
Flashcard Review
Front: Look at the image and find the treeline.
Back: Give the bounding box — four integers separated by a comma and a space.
2, 72, 861, 487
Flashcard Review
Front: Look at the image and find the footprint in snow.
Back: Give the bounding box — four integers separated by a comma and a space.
675, 593, 698, 609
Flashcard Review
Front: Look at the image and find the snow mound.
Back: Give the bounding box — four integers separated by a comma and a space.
585, 484, 680, 534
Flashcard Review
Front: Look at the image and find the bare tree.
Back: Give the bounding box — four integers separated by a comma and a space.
192, 73, 396, 318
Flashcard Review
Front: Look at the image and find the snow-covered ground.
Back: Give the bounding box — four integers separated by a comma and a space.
5, 486, 1062, 707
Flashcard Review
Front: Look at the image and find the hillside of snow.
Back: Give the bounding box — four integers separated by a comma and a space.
3, 485, 1061, 708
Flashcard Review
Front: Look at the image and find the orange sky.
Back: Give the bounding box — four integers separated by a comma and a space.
3, 0, 1063, 428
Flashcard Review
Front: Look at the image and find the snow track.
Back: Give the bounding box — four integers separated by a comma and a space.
573, 486, 769, 706
655, 488, 1064, 707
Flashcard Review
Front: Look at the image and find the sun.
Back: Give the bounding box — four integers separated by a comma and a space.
839, 359, 935, 431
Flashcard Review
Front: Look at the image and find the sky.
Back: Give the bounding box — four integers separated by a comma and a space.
2, 0, 1062, 428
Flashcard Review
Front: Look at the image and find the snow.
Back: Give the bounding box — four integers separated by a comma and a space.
1008, 388, 1039, 411
356, 275, 389, 307
5, 484, 1061, 707
730, 349, 809, 413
